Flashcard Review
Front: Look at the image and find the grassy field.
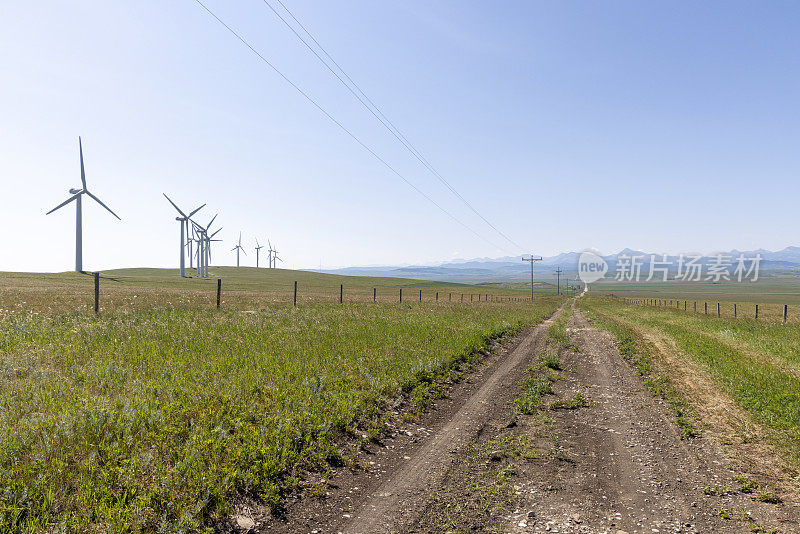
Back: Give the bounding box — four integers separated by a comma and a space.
579, 296, 800, 471
589, 274, 800, 324
0, 268, 560, 532
0, 267, 537, 316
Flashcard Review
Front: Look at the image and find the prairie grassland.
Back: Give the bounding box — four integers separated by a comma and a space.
0, 269, 559, 532
579, 296, 800, 468
591, 275, 800, 324
0, 268, 531, 315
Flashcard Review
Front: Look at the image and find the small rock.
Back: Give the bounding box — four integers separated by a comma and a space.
233, 515, 255, 531
528, 511, 536, 518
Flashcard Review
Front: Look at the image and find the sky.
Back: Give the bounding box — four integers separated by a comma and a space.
2, 1, 799, 272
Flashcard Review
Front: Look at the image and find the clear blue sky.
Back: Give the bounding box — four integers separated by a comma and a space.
2, 1, 799, 271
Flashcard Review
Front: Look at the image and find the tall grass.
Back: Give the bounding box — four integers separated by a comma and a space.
0, 299, 559, 531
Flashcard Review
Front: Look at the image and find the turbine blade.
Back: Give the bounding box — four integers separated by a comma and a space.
209, 228, 222, 239
85, 190, 121, 220
207, 213, 218, 228
163, 193, 187, 218
188, 203, 206, 217
46, 193, 80, 215
79, 137, 87, 190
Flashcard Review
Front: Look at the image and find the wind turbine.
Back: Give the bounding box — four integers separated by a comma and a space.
163, 194, 205, 277
232, 232, 246, 267
272, 244, 282, 268
255, 239, 265, 268
267, 240, 275, 268
46, 137, 121, 271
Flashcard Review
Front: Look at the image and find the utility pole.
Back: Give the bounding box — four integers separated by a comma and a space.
555, 267, 563, 295
522, 255, 543, 302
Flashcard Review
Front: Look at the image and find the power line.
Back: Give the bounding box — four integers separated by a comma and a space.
263, 0, 523, 251
192, 0, 509, 252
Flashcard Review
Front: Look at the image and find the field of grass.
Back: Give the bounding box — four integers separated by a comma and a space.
0, 267, 536, 316
590, 274, 800, 324
579, 296, 800, 469
0, 268, 560, 531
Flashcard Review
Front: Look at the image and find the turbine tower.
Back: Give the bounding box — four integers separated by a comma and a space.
163, 193, 205, 277
46, 137, 121, 272
231, 232, 246, 267
268, 240, 275, 268
255, 239, 265, 268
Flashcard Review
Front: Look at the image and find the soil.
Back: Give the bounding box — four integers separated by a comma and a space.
247, 301, 799, 533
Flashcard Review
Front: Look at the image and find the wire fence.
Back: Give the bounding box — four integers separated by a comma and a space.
612, 295, 796, 324
0, 274, 539, 316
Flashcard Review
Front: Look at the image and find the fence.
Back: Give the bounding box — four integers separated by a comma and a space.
64, 275, 534, 315
613, 295, 793, 324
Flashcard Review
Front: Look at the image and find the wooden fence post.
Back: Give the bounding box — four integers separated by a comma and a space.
436, 292, 439, 301
734, 303, 737, 318
94, 272, 100, 314
449, 292, 452, 302
419, 289, 422, 302
704, 302, 707, 315
400, 288, 403, 302
717, 303, 720, 317
461, 294, 463, 303
755, 304, 759, 319
694, 301, 697, 312
216, 278, 221, 309
340, 284, 343, 304
783, 305, 788, 323
293, 281, 297, 306
373, 287, 376, 302
684, 300, 687, 311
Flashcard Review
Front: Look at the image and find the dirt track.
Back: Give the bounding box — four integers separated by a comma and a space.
259, 301, 798, 533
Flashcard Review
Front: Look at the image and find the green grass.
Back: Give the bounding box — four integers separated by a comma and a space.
0, 268, 534, 315
0, 269, 561, 532
581, 296, 800, 464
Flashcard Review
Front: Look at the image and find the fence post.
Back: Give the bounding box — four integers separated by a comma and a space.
449, 292, 452, 302
94, 272, 100, 314
216, 278, 221, 309
470, 294, 473, 302
783, 304, 788, 323
704, 302, 707, 314
419, 289, 422, 302
436, 291, 438, 301
340, 284, 343, 304
684, 300, 687, 311
694, 301, 697, 312
717, 303, 720, 317
400, 288, 403, 302
373, 287, 376, 302
755, 304, 759, 319
294, 281, 297, 306
461, 294, 463, 302
734, 303, 737, 318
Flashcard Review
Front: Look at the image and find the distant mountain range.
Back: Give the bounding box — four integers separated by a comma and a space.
312, 247, 800, 283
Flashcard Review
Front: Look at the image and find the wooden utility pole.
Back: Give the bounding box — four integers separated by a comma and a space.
555, 267, 563, 295
522, 255, 543, 302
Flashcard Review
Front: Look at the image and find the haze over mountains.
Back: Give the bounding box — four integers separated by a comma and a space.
316, 247, 800, 283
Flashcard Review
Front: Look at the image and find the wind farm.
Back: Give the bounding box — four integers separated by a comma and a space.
4, 2, 800, 534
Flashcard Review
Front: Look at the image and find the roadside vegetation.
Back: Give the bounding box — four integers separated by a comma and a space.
580, 296, 800, 468
0, 270, 560, 532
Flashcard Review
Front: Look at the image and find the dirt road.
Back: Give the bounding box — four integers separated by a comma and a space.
259, 301, 797, 533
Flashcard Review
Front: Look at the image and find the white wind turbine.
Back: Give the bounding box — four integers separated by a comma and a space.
46, 137, 121, 271
255, 239, 265, 268
267, 240, 275, 268
271, 243, 283, 268
163, 194, 205, 277
231, 232, 246, 267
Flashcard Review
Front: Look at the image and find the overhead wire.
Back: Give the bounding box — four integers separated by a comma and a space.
263, 0, 523, 251
192, 0, 509, 252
